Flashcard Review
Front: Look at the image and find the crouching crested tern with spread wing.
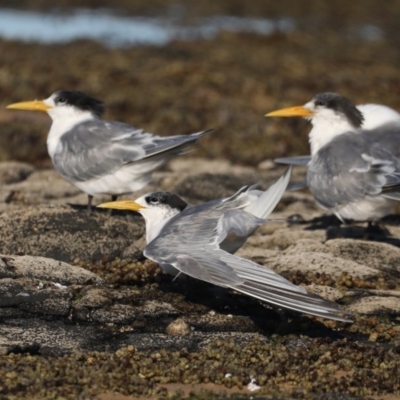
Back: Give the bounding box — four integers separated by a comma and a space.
7, 91, 213, 213
98, 168, 351, 322
266, 92, 400, 222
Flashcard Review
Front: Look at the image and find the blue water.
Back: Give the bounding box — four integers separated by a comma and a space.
0, 8, 295, 47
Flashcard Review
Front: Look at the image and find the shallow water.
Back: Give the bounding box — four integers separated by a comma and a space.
0, 8, 295, 47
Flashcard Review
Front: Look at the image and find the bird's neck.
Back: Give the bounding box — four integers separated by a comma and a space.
145, 219, 170, 244
309, 115, 358, 155
142, 207, 181, 244
46, 111, 96, 159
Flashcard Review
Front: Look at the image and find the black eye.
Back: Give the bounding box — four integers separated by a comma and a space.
315, 100, 326, 107
146, 196, 159, 205
57, 97, 66, 103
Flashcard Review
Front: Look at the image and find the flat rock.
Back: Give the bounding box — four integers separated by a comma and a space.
0, 161, 34, 185
324, 239, 400, 272
346, 294, 400, 314
302, 284, 347, 303
0, 254, 103, 284
265, 252, 378, 280
0, 205, 145, 262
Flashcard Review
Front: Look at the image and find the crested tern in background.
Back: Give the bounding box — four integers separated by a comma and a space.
266, 92, 400, 222
273, 102, 400, 168
98, 168, 351, 322
7, 91, 213, 213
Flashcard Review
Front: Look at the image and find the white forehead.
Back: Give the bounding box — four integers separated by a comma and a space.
304, 100, 315, 110
134, 193, 151, 207
43, 93, 57, 107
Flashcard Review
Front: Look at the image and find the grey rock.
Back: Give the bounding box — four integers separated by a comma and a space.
0, 278, 28, 307
324, 239, 400, 272
346, 294, 400, 314
0, 318, 113, 355
91, 303, 140, 324
74, 287, 113, 309
18, 289, 73, 316
0, 161, 34, 185
0, 254, 104, 284
249, 251, 377, 280
0, 206, 145, 263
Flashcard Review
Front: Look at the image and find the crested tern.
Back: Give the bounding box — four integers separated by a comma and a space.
274, 102, 400, 168
98, 168, 351, 322
266, 92, 400, 222
7, 91, 212, 213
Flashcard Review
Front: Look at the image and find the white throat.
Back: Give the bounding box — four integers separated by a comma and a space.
46, 109, 95, 159
308, 112, 358, 156
141, 206, 181, 244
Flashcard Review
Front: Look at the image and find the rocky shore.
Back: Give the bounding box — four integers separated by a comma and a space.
0, 158, 398, 399
1, 1, 400, 398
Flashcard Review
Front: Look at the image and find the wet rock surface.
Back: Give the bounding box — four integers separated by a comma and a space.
0, 158, 399, 399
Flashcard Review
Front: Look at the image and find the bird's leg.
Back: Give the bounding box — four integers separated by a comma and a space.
86, 195, 93, 215
365, 220, 389, 237
108, 195, 118, 215
172, 271, 182, 282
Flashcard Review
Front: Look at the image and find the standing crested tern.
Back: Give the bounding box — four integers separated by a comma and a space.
6, 91, 213, 213
273, 102, 400, 167
98, 168, 351, 322
266, 92, 400, 222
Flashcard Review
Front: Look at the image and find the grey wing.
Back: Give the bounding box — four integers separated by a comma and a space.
53, 119, 212, 181
144, 185, 255, 286
287, 180, 308, 191
307, 132, 400, 208
366, 122, 400, 159
144, 184, 351, 321
274, 155, 311, 166
145, 238, 351, 321
219, 167, 291, 254
220, 252, 351, 322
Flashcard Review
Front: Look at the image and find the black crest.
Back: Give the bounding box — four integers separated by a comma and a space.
53, 90, 105, 116
145, 192, 187, 212
313, 92, 364, 129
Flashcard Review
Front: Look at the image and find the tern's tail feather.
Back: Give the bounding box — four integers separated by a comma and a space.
246, 167, 291, 219
274, 155, 312, 166
142, 129, 214, 160
381, 184, 400, 200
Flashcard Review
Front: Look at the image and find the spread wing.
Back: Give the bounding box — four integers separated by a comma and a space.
307, 132, 400, 208
144, 186, 252, 287
144, 184, 351, 322
53, 119, 212, 181
219, 167, 291, 253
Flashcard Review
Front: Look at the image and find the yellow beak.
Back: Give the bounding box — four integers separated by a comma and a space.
265, 105, 314, 118
6, 100, 51, 112
97, 200, 145, 212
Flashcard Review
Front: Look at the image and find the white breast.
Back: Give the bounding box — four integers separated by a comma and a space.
317, 195, 397, 222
